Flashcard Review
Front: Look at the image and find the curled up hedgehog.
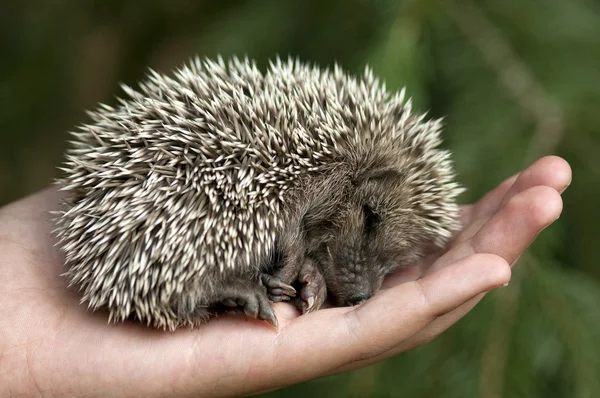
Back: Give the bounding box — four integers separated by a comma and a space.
53, 56, 464, 331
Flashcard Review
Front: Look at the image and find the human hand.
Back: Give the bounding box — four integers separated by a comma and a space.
0, 156, 570, 397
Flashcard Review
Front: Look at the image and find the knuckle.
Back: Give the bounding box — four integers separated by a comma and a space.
471, 253, 511, 285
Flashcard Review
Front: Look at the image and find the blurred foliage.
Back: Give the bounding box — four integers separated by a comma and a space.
1, 0, 600, 397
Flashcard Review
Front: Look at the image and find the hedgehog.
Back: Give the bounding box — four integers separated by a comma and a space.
53, 56, 464, 331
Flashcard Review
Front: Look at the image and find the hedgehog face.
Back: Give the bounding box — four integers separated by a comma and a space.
309, 168, 434, 307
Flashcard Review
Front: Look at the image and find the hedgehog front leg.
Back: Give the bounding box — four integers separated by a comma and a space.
267, 257, 327, 314
293, 258, 327, 314
214, 278, 279, 329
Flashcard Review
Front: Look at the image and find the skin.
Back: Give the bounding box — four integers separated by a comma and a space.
0, 155, 570, 397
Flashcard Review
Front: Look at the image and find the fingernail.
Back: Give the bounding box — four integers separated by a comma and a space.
502, 282, 509, 287
559, 181, 571, 194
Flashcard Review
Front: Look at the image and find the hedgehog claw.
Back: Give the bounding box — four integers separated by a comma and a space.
216, 279, 278, 330
222, 298, 238, 307
295, 259, 327, 314
259, 305, 279, 331
298, 290, 318, 314
268, 294, 291, 302
267, 315, 279, 331
261, 273, 296, 295
261, 273, 296, 304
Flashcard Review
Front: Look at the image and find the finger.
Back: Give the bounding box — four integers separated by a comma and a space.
392, 185, 563, 356
381, 263, 424, 288
381, 158, 568, 289
496, 156, 571, 209
0, 186, 65, 224
461, 156, 570, 226
460, 174, 518, 226
325, 253, 510, 374
268, 253, 509, 379
440, 185, 563, 270
396, 290, 486, 353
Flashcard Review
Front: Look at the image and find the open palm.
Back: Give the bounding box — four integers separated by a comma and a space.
0, 156, 570, 397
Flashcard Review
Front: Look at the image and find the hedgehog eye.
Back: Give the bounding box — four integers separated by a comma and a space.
363, 204, 379, 235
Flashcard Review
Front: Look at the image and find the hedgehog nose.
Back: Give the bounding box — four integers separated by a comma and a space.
347, 293, 371, 306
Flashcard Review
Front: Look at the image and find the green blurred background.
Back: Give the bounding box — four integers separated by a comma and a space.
2, 0, 600, 396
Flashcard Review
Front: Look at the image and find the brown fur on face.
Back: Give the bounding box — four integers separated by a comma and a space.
285, 152, 452, 307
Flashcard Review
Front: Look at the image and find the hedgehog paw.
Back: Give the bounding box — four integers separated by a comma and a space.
261, 273, 296, 303
218, 280, 279, 329
295, 258, 327, 314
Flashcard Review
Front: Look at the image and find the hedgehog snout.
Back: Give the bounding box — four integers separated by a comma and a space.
335, 279, 376, 307
322, 245, 381, 306
346, 292, 371, 306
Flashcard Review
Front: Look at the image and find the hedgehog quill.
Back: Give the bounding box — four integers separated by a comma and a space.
53, 56, 464, 331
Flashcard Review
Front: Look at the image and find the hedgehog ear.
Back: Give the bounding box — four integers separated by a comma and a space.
353, 166, 402, 185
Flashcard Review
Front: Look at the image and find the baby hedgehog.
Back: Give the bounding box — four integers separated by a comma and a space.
54, 56, 464, 331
